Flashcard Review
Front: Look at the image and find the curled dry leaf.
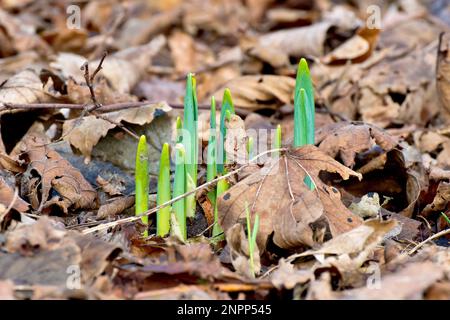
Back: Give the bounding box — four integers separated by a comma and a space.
62, 102, 171, 161
225, 223, 261, 279
97, 195, 135, 219
322, 27, 379, 64
214, 75, 295, 111
217, 145, 363, 252
316, 122, 397, 168
19, 134, 98, 214
423, 181, 450, 216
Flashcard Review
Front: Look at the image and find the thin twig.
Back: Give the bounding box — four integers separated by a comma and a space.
408, 228, 450, 255
82, 148, 286, 234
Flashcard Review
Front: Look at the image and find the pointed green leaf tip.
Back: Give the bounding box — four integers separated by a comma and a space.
135, 135, 149, 236
218, 88, 235, 173
157, 143, 171, 237
294, 58, 315, 145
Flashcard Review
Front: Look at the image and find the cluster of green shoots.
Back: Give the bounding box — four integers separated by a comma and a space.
134, 58, 315, 244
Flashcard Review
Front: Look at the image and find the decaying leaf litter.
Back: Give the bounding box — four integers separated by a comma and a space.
0, 0, 449, 300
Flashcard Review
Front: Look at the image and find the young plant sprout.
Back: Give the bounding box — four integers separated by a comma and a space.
183, 73, 199, 219
157, 143, 171, 237
441, 212, 450, 226
245, 202, 260, 278
217, 88, 235, 174
172, 143, 186, 240
135, 135, 149, 237
272, 124, 282, 158
247, 136, 255, 160
294, 58, 315, 189
207, 96, 217, 184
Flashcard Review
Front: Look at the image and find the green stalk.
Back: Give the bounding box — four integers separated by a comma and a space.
157, 143, 171, 237
272, 124, 282, 158
172, 143, 186, 240
247, 136, 255, 160
245, 202, 260, 278
135, 135, 149, 237
294, 58, 315, 190
218, 88, 235, 174
441, 212, 450, 226
183, 73, 199, 218
212, 179, 228, 238
207, 96, 217, 183
175, 116, 183, 143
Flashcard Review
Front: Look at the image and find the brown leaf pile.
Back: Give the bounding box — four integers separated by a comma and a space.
0, 0, 448, 301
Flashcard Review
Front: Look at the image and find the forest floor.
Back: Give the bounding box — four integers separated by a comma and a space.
0, 0, 449, 300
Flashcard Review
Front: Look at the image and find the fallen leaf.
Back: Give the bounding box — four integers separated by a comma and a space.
270, 259, 312, 290
214, 75, 295, 111
62, 102, 171, 161
338, 262, 444, 299
315, 122, 397, 168
0, 69, 54, 111
437, 32, 450, 116
225, 223, 261, 278
217, 145, 363, 251
1, 217, 121, 289
19, 133, 98, 214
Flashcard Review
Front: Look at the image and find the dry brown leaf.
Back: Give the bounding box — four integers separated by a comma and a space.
338, 262, 444, 299
322, 28, 379, 64
19, 134, 98, 214
423, 181, 450, 216
270, 259, 313, 290
97, 195, 135, 219
168, 30, 214, 74
2, 217, 120, 288
437, 33, 450, 116
50, 35, 166, 94
62, 102, 171, 160
0, 69, 53, 110
0, 174, 29, 213
217, 145, 363, 251
297, 219, 399, 258
0, 9, 50, 57
251, 22, 333, 67
214, 75, 295, 111
316, 122, 397, 168
225, 223, 261, 278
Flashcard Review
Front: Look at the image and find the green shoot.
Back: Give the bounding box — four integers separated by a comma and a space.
245, 202, 260, 278
218, 88, 235, 174
272, 124, 282, 158
183, 73, 199, 219
135, 135, 149, 237
172, 143, 186, 240
294, 58, 315, 190
441, 212, 450, 226
212, 179, 227, 238
207, 96, 217, 183
175, 116, 183, 143
157, 143, 171, 237
247, 136, 255, 160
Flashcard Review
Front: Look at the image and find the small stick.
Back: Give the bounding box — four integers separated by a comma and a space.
408, 228, 450, 255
